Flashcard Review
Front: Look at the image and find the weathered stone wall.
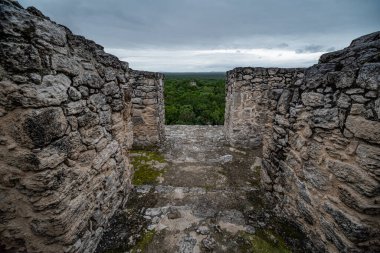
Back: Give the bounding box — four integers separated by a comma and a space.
226, 32, 380, 252
125, 70, 165, 148
0, 1, 134, 252
224, 67, 304, 148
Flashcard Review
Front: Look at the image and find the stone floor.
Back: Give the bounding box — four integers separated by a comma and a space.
95, 126, 309, 253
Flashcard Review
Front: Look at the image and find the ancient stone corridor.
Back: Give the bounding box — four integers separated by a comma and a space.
95, 126, 307, 253
1, 1, 379, 252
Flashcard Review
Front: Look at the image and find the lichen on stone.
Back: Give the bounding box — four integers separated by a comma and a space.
238, 229, 291, 253
130, 229, 156, 253
130, 150, 166, 185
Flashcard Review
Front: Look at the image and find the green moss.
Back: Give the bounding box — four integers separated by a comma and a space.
239, 229, 291, 253
131, 150, 166, 185
131, 230, 156, 253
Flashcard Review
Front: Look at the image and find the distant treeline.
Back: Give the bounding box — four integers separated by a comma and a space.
164, 73, 226, 125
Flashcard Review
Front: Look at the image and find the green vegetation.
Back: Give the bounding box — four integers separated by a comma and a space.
239, 229, 291, 253
164, 72, 226, 125
131, 150, 166, 185
131, 230, 156, 253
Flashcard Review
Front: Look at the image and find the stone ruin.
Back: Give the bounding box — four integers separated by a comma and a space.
225, 33, 380, 252
126, 70, 165, 149
0, 1, 164, 252
0, 0, 379, 252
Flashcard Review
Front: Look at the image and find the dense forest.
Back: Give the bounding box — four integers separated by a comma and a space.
164, 73, 226, 125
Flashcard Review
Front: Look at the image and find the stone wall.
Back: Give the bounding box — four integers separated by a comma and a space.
0, 1, 134, 252
226, 32, 380, 252
224, 67, 304, 148
125, 70, 165, 148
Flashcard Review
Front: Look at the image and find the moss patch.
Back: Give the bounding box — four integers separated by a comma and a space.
238, 229, 291, 253
131, 230, 156, 253
131, 150, 166, 185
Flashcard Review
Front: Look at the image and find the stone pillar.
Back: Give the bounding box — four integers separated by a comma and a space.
224, 67, 304, 149
126, 70, 165, 149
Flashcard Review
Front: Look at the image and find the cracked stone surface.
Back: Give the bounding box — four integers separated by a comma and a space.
96, 126, 309, 253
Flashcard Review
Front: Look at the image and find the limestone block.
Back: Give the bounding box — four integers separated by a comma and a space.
277, 89, 292, 114
66, 100, 86, 115
356, 143, 380, 175
77, 109, 100, 128
349, 104, 366, 115
9, 74, 71, 107
0, 42, 42, 71
335, 71, 356, 88
90, 92, 107, 108
345, 115, 380, 144
34, 19, 67, 47
320, 217, 348, 252
350, 95, 370, 104
327, 159, 379, 197
101, 81, 120, 96
14, 107, 68, 148
79, 125, 104, 145
92, 140, 119, 171
302, 92, 324, 107
73, 71, 103, 88
357, 63, 380, 90
311, 108, 339, 129
104, 68, 116, 81
323, 201, 373, 242
338, 185, 380, 215
303, 162, 329, 190
36, 137, 69, 170
68, 87, 82, 101
51, 54, 81, 76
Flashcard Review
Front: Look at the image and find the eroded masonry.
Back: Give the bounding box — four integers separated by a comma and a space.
0, 1, 164, 252
0, 0, 379, 252
225, 33, 380, 252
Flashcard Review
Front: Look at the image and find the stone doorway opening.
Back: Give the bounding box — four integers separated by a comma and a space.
164, 72, 226, 126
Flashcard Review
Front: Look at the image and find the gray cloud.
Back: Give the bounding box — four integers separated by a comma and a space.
296, 45, 324, 54
18, 0, 380, 71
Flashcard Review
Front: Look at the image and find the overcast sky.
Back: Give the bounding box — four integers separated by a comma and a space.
19, 0, 380, 72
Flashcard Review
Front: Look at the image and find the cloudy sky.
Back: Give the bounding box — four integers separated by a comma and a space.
19, 0, 380, 72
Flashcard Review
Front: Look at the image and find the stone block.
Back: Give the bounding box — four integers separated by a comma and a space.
277, 89, 292, 114
66, 100, 86, 115
337, 93, 351, 108
311, 108, 339, 129
301, 92, 324, 107
338, 185, 380, 215
68, 87, 82, 101
79, 125, 104, 145
323, 201, 373, 242
101, 81, 120, 96
17, 107, 68, 148
92, 141, 119, 171
327, 159, 379, 197
73, 71, 103, 89
345, 115, 380, 144
357, 63, 380, 90
356, 143, 380, 175
51, 54, 81, 76
303, 162, 329, 190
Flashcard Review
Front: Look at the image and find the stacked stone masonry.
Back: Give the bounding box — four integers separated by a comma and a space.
1, 0, 379, 252
0, 1, 165, 252
224, 67, 305, 148
126, 70, 165, 148
225, 32, 380, 253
